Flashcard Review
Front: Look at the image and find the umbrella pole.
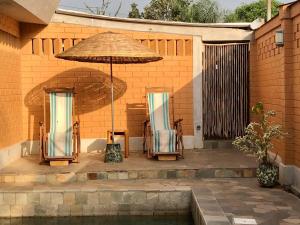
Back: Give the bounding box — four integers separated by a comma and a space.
110, 56, 115, 144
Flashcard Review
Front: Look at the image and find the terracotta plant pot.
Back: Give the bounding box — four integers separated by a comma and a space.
104, 143, 123, 163
256, 163, 279, 187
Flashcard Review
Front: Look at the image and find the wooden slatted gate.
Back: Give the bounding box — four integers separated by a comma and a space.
203, 43, 249, 139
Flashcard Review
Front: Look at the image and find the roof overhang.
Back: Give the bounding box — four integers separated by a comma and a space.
0, 0, 59, 24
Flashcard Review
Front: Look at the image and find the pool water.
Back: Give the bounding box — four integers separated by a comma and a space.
0, 215, 194, 225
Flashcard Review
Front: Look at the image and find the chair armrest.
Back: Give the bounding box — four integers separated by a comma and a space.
143, 119, 150, 125
174, 118, 183, 127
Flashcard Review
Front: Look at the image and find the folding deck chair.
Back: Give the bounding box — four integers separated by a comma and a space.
39, 87, 80, 166
143, 87, 184, 160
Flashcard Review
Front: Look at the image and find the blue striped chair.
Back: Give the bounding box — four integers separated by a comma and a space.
143, 87, 184, 160
39, 87, 80, 165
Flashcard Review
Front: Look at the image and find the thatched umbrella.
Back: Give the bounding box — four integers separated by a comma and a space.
56, 32, 162, 161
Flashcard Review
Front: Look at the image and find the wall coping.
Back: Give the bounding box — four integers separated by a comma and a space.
55, 9, 252, 29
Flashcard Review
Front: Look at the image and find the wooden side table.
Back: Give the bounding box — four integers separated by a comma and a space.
106, 129, 129, 158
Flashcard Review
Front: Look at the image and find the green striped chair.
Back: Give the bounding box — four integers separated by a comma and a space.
39, 88, 80, 165
144, 88, 183, 160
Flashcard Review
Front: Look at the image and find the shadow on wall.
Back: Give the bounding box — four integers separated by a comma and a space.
22, 67, 127, 155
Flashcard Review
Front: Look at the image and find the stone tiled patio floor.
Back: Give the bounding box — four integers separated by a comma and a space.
204, 179, 300, 225
0, 149, 257, 174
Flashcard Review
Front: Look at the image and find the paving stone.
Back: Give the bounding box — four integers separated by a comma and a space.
10, 205, 22, 217
146, 192, 158, 203
157, 192, 172, 210
118, 172, 129, 180
87, 192, 99, 205
45, 204, 58, 216
0, 193, 3, 204
215, 169, 242, 178
46, 174, 57, 184
108, 172, 118, 180
75, 192, 87, 204
70, 205, 82, 216
203, 215, 230, 223
243, 169, 255, 178
180, 191, 192, 210
167, 170, 177, 179
40, 193, 51, 205
15, 193, 27, 205
138, 171, 157, 179
122, 191, 134, 203
34, 175, 46, 184
34, 205, 47, 216
283, 218, 300, 224
98, 192, 112, 204
63, 192, 75, 205
83, 205, 94, 216
57, 204, 70, 216
158, 170, 167, 179
118, 203, 130, 211
177, 170, 196, 179
22, 205, 34, 217
3, 193, 15, 205
0, 205, 10, 217
51, 193, 63, 205
131, 191, 146, 204
22, 175, 34, 183
128, 171, 138, 179
77, 173, 88, 182
111, 192, 124, 204
131, 202, 154, 211
196, 169, 215, 178
56, 173, 76, 183
96, 172, 108, 180
94, 204, 117, 215
87, 173, 97, 180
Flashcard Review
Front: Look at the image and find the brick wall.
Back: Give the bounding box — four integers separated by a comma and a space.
251, 2, 300, 166
20, 23, 194, 141
291, 13, 300, 167
0, 15, 22, 149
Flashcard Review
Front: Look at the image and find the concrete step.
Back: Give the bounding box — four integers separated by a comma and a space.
204, 140, 234, 149
0, 167, 257, 185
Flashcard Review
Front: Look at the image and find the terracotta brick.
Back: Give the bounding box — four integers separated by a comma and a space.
0, 25, 22, 149
251, 7, 300, 166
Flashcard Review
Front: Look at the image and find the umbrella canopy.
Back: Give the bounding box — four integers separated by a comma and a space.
56, 32, 162, 64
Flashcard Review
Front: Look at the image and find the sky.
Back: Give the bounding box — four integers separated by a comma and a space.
58, 0, 294, 18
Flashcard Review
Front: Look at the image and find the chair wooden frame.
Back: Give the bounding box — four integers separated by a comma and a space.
143, 87, 184, 159
39, 87, 80, 164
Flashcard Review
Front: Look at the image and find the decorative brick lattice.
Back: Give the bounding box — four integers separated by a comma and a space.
30, 38, 192, 57
256, 32, 281, 61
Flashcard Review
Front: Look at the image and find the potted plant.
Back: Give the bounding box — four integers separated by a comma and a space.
233, 102, 286, 187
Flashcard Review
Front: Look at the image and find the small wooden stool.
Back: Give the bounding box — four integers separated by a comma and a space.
107, 129, 129, 158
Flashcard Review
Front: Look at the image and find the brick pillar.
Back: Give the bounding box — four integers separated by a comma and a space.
280, 5, 295, 165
